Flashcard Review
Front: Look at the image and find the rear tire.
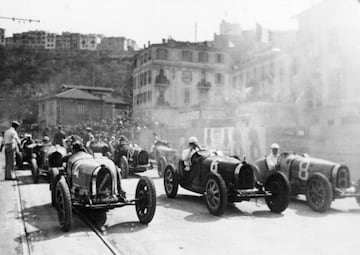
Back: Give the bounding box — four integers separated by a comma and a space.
135, 176, 156, 224
306, 173, 333, 212
204, 173, 228, 216
164, 166, 178, 198
56, 177, 72, 232
265, 172, 290, 213
31, 158, 39, 184
355, 179, 360, 206
120, 156, 129, 179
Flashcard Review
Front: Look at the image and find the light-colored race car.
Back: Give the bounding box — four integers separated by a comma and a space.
254, 152, 360, 212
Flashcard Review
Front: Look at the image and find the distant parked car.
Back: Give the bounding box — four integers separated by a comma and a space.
163, 149, 290, 216
254, 152, 360, 212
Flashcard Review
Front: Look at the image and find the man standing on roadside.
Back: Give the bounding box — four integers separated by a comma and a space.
4, 121, 21, 180
53, 125, 66, 146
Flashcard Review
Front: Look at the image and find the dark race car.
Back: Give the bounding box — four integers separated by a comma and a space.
50, 150, 156, 232
150, 140, 179, 178
113, 142, 151, 178
254, 152, 360, 212
16, 137, 38, 182
163, 149, 290, 216
88, 140, 112, 157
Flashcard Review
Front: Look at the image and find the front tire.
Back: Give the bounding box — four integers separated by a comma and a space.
157, 156, 167, 177
306, 173, 333, 212
120, 156, 129, 179
265, 172, 290, 213
49, 168, 59, 207
31, 158, 39, 184
204, 173, 228, 216
56, 177, 72, 231
135, 176, 156, 224
164, 165, 178, 198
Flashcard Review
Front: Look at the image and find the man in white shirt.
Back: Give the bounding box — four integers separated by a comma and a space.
266, 143, 280, 171
181, 136, 200, 171
4, 121, 21, 180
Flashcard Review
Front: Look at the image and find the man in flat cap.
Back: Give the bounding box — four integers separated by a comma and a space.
3, 121, 21, 180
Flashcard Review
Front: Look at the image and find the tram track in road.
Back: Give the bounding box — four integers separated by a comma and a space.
73, 208, 124, 255
14, 171, 32, 255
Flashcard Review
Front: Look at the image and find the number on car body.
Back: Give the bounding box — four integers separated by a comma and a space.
298, 159, 310, 181
210, 159, 220, 173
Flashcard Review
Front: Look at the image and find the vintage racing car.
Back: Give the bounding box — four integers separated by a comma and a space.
254, 152, 360, 212
113, 140, 151, 178
50, 148, 156, 232
88, 140, 112, 157
150, 140, 179, 177
16, 135, 38, 182
163, 149, 290, 216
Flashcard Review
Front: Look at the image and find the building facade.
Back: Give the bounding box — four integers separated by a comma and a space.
133, 39, 232, 128
38, 85, 129, 127
10, 30, 56, 49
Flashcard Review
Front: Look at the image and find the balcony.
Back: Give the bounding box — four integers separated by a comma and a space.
197, 79, 212, 90
154, 73, 170, 88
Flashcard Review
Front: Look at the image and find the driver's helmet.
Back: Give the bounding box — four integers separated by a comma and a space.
270, 143, 279, 150
24, 133, 32, 141
42, 136, 50, 143
188, 136, 199, 146
72, 141, 84, 152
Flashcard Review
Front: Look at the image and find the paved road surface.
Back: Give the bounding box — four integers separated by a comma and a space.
1, 152, 359, 255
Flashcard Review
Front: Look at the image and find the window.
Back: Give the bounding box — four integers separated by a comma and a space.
147, 91, 152, 103
198, 52, 209, 63
216, 73, 224, 85
201, 70, 206, 80
78, 103, 85, 113
184, 88, 190, 104
182, 71, 192, 84
216, 54, 224, 63
148, 70, 152, 84
144, 53, 148, 63
182, 51, 193, 61
157, 48, 168, 60
42, 103, 45, 113
148, 50, 152, 60
144, 72, 148, 85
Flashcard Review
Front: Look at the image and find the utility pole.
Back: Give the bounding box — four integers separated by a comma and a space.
0, 16, 40, 23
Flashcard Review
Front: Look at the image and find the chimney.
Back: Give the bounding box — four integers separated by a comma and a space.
162, 38, 166, 44
148, 41, 150, 47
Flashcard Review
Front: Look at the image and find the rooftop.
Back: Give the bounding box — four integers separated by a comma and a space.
62, 84, 114, 92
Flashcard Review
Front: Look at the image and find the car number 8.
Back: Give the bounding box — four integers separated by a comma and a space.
210, 159, 220, 173
298, 159, 310, 181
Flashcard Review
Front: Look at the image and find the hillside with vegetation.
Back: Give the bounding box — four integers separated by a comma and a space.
0, 46, 134, 125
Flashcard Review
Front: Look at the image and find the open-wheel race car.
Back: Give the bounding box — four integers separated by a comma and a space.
88, 140, 112, 157
50, 149, 156, 232
113, 141, 151, 178
163, 149, 290, 216
16, 136, 38, 182
150, 140, 179, 178
254, 152, 360, 212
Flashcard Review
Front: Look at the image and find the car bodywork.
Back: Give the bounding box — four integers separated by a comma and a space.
151, 141, 179, 177
89, 140, 112, 157
163, 149, 290, 216
113, 142, 151, 178
254, 152, 360, 212
51, 151, 156, 232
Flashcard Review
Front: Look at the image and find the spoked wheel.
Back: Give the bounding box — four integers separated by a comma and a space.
135, 176, 156, 224
157, 156, 167, 178
31, 158, 39, 184
204, 173, 228, 216
163, 166, 178, 198
56, 177, 72, 231
265, 172, 290, 213
306, 173, 333, 212
120, 156, 129, 179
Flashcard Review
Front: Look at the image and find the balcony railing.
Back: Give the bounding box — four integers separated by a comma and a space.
197, 79, 211, 90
